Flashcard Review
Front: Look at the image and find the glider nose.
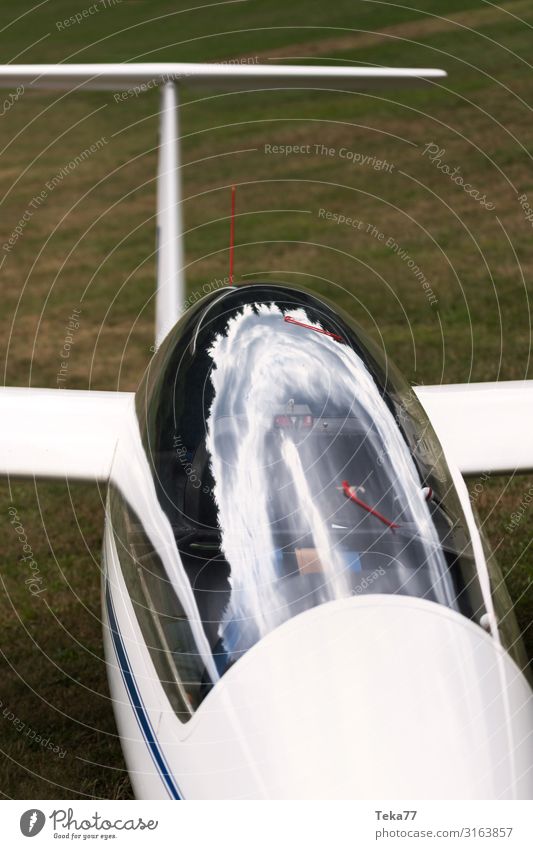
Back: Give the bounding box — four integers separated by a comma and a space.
185, 596, 532, 799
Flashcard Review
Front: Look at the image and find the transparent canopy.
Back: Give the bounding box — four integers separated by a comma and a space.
112, 284, 489, 718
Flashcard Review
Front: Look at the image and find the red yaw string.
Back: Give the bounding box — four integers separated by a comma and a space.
342, 480, 399, 530
229, 184, 236, 284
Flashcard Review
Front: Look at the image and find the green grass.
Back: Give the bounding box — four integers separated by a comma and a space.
0, 0, 532, 798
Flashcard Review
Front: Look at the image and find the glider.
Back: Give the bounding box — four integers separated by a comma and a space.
0, 63, 531, 800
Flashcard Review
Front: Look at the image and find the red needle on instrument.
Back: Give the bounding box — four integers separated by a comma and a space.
342, 480, 399, 530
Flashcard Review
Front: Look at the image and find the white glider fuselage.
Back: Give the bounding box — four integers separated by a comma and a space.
100, 283, 533, 799
102, 555, 532, 799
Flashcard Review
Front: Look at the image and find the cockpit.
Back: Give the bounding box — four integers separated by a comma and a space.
109, 284, 491, 720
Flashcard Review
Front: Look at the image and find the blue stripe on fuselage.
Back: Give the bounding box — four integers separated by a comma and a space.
105, 579, 182, 800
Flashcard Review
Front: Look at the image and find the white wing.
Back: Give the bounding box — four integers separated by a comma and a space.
0, 387, 134, 481
415, 381, 533, 475
1, 382, 530, 481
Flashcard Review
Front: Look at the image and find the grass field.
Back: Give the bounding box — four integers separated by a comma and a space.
0, 0, 532, 798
